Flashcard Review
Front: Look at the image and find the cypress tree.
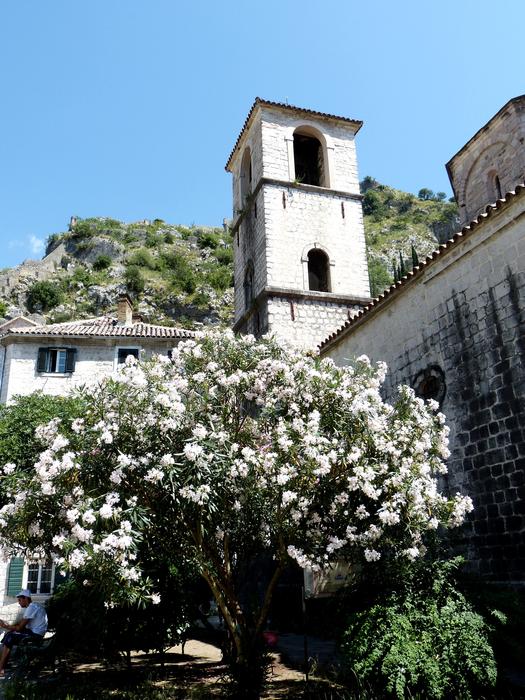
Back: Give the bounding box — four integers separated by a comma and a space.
399, 251, 406, 278
411, 245, 419, 269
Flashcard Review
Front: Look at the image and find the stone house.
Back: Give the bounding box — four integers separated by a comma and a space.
228, 96, 525, 583
0, 294, 194, 603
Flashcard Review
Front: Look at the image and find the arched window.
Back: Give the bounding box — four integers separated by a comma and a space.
494, 174, 502, 199
293, 128, 326, 187
244, 261, 254, 309
307, 249, 330, 292
486, 169, 503, 202
240, 147, 252, 204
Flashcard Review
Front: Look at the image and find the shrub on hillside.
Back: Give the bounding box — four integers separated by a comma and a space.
214, 247, 233, 265
208, 267, 233, 292
125, 265, 145, 294
162, 251, 196, 294
128, 248, 158, 271
93, 254, 112, 271
198, 231, 221, 249
0, 300, 7, 318
26, 280, 63, 312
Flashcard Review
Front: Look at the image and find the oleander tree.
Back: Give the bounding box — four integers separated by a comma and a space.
0, 332, 473, 697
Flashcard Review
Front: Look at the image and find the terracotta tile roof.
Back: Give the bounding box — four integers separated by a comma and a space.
0, 316, 196, 340
319, 182, 525, 352
225, 97, 363, 171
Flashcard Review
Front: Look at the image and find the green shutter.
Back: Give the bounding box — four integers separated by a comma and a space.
7, 557, 24, 596
37, 348, 47, 373
65, 349, 76, 373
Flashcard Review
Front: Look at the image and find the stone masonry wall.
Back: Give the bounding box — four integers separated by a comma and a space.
448, 98, 525, 226
323, 196, 525, 582
269, 296, 360, 350
263, 184, 369, 298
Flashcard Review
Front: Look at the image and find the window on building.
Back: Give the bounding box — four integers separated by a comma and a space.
293, 130, 325, 187
244, 262, 254, 310
307, 249, 331, 292
494, 174, 502, 199
117, 348, 140, 364
36, 348, 76, 373
413, 366, 446, 408
27, 560, 54, 595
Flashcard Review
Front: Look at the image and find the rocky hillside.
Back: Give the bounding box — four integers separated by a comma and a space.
0, 182, 459, 327
360, 178, 459, 297
0, 218, 234, 328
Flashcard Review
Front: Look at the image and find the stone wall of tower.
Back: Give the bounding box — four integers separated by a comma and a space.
447, 97, 525, 226
268, 296, 361, 349
262, 184, 369, 298
323, 194, 525, 582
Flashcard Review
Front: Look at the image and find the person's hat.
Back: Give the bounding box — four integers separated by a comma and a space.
16, 589, 31, 598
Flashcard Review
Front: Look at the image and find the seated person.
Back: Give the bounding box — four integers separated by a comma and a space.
0, 589, 48, 675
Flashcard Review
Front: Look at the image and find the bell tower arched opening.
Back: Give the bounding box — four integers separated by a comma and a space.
293, 127, 327, 187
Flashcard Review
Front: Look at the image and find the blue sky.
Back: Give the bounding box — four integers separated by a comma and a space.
1, 1, 523, 268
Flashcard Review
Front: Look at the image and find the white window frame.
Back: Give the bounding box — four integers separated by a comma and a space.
23, 560, 57, 597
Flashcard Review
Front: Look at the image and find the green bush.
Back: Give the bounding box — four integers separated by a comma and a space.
26, 281, 63, 312
145, 231, 159, 248
214, 247, 234, 265
71, 220, 94, 239
162, 252, 196, 294
0, 392, 84, 474
128, 248, 158, 271
362, 190, 388, 219
0, 300, 7, 317
198, 231, 221, 249
164, 232, 175, 244
368, 259, 392, 298
125, 265, 145, 294
191, 290, 210, 308
71, 266, 92, 286
208, 267, 233, 292
340, 558, 501, 700
92, 254, 112, 271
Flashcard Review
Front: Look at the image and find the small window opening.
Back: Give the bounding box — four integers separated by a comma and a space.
117, 348, 139, 364
240, 147, 252, 204
293, 133, 323, 186
307, 249, 331, 292
494, 175, 502, 199
244, 262, 254, 310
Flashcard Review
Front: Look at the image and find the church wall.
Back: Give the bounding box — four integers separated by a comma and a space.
323, 197, 525, 581
448, 98, 525, 226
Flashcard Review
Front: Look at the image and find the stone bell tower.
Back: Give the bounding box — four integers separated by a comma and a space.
226, 98, 371, 349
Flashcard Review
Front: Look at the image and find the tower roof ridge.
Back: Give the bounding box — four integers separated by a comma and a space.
225, 97, 363, 171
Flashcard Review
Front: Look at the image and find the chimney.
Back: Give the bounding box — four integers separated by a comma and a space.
117, 294, 133, 326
